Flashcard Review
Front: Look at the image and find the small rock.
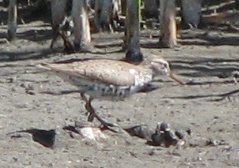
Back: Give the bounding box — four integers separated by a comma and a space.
164, 130, 178, 147
158, 122, 170, 132
124, 124, 154, 141
206, 138, 228, 146
151, 131, 164, 146
8, 77, 17, 83
9, 129, 56, 148
74, 121, 107, 141
175, 130, 185, 139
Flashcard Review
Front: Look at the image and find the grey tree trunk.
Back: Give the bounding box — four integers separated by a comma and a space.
181, 0, 202, 28
51, 0, 68, 30
236, 0, 239, 9
50, 0, 68, 49
125, 0, 143, 63
121, 0, 126, 16
159, 0, 177, 48
72, 0, 91, 52
7, 0, 17, 41
143, 0, 159, 18
94, 0, 120, 32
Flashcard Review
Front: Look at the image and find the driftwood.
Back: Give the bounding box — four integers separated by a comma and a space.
172, 62, 239, 78
167, 88, 239, 102
202, 11, 239, 24
202, 0, 235, 13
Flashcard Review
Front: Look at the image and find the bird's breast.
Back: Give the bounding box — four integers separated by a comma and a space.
84, 83, 145, 101
63, 73, 145, 100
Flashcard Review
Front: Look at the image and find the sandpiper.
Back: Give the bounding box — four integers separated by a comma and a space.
38, 56, 183, 131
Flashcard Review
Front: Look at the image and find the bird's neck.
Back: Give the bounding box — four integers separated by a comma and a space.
140, 62, 158, 78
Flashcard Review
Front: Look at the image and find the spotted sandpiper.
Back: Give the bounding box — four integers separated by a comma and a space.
38, 56, 183, 131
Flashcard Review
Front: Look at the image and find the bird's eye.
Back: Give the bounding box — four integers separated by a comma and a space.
162, 63, 167, 68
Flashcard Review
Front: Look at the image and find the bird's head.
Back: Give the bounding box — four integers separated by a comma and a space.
148, 58, 184, 84
149, 58, 170, 75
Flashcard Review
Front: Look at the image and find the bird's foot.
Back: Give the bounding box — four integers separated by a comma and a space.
99, 121, 121, 133
81, 94, 121, 132
88, 112, 121, 133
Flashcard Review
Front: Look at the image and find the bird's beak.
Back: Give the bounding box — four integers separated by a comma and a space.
169, 72, 184, 85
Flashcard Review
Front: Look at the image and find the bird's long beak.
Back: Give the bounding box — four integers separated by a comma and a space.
169, 72, 185, 85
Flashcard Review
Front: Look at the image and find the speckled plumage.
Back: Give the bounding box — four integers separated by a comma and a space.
38, 57, 178, 131
39, 58, 169, 100
41, 59, 154, 85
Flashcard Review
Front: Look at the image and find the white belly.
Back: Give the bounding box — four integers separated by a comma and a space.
56, 72, 145, 100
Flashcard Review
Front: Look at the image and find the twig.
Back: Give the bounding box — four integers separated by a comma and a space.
166, 88, 239, 101
212, 89, 239, 101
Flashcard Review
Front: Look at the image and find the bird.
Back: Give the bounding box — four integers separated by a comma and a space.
38, 56, 183, 131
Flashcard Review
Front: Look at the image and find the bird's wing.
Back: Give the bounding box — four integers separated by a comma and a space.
38, 59, 141, 86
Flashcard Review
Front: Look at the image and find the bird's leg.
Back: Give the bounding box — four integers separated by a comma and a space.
79, 93, 95, 121
80, 93, 119, 132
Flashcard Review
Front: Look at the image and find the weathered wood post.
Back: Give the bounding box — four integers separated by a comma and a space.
159, 0, 177, 48
7, 0, 17, 41
72, 0, 91, 52
125, 0, 143, 63
181, 0, 202, 28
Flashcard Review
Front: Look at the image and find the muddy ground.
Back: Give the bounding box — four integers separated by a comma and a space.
1, 5, 239, 168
